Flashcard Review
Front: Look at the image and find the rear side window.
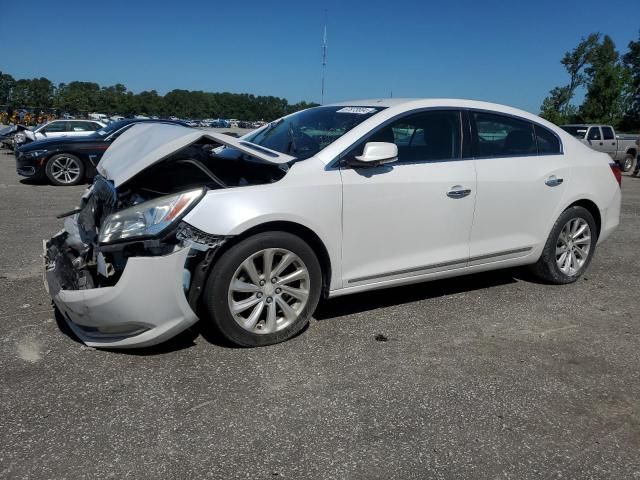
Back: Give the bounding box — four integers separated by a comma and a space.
534, 124, 561, 154
70, 121, 90, 131
473, 112, 536, 157
601, 126, 615, 140
587, 127, 601, 140
43, 121, 68, 133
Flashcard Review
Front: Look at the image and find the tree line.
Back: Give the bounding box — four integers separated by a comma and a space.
540, 31, 640, 130
0, 73, 318, 121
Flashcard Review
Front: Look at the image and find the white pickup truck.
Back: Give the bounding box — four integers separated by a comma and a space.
561, 124, 639, 172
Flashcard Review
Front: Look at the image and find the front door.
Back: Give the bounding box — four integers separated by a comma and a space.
340, 110, 477, 286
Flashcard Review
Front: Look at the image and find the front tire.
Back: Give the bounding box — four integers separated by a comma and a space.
530, 206, 597, 284
45, 153, 85, 186
203, 231, 322, 347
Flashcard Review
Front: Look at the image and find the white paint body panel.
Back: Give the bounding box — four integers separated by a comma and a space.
469, 153, 572, 260
340, 160, 476, 284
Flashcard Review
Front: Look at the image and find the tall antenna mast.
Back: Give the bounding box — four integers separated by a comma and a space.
321, 9, 328, 105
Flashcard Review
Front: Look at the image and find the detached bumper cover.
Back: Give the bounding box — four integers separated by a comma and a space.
44, 245, 199, 348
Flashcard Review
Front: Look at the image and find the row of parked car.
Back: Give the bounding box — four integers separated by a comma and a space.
9, 119, 189, 185
86, 112, 266, 130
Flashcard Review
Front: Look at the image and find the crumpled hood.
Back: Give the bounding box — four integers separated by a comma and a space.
97, 123, 295, 186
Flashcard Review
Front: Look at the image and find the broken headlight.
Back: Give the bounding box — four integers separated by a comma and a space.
98, 188, 204, 244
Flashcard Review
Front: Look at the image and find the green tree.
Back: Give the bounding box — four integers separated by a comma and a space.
621, 31, 640, 131
29, 77, 54, 109
0, 72, 15, 106
579, 35, 629, 125
540, 33, 600, 124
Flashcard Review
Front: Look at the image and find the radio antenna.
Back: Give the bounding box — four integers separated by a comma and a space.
321, 9, 328, 105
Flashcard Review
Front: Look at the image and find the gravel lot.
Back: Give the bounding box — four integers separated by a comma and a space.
0, 145, 639, 479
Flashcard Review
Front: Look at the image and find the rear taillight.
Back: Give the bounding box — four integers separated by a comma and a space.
610, 163, 622, 187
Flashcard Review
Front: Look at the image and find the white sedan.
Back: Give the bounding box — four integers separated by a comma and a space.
44, 99, 621, 348
16, 119, 105, 146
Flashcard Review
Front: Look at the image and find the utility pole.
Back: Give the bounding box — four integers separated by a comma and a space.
321, 9, 328, 105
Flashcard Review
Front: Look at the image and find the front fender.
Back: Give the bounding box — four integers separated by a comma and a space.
182, 160, 343, 289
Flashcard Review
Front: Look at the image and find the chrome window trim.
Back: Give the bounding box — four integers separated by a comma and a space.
327, 107, 564, 170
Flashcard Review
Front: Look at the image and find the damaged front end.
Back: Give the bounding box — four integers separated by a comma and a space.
43, 136, 288, 348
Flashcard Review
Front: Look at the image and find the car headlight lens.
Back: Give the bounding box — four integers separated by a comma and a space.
98, 188, 204, 244
26, 149, 48, 158
14, 133, 25, 143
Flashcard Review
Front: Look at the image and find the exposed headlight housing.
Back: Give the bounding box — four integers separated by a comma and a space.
14, 133, 26, 143
98, 189, 204, 244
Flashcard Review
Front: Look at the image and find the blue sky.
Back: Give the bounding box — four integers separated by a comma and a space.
1, 0, 638, 113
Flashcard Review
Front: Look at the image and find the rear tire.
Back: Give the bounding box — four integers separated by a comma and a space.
45, 153, 85, 186
621, 154, 635, 173
203, 231, 322, 347
530, 206, 597, 284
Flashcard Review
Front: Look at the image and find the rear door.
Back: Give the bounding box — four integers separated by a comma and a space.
468, 111, 568, 263
599, 126, 617, 159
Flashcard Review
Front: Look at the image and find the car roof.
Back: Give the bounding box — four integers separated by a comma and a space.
49, 119, 102, 122
561, 124, 608, 127
324, 98, 551, 119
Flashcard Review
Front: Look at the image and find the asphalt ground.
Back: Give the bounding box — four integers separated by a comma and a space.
0, 145, 639, 479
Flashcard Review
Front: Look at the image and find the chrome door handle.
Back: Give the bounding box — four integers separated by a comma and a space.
545, 176, 564, 187
447, 186, 472, 198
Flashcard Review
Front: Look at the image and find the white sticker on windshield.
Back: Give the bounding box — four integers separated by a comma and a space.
336, 107, 377, 114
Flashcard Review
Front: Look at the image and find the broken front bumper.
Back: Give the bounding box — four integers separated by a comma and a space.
44, 241, 199, 349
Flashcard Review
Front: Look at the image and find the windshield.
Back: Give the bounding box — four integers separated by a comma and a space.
95, 120, 132, 137
246, 106, 384, 160
561, 126, 588, 139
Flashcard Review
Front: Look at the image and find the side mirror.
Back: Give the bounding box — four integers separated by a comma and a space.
349, 142, 398, 167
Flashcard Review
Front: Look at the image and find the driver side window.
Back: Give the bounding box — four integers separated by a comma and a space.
350, 110, 462, 164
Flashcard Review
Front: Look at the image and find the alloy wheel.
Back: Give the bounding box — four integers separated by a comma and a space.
50, 156, 81, 184
623, 156, 634, 172
227, 248, 311, 334
555, 218, 592, 276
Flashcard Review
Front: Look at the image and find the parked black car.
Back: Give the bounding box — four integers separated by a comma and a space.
15, 119, 187, 186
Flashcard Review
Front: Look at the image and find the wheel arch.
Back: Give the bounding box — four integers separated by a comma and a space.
565, 199, 601, 239
218, 221, 333, 297
44, 151, 91, 179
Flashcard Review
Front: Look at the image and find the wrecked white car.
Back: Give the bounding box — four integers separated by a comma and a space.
44, 100, 620, 349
